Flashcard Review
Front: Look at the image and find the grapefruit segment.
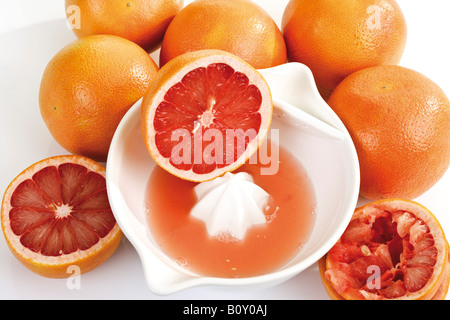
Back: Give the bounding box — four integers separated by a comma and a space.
319, 199, 449, 300
1, 155, 122, 278
141, 50, 272, 182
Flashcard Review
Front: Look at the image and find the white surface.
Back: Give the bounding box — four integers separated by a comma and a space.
0, 0, 449, 300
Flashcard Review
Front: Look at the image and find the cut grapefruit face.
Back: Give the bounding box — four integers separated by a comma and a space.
141, 49, 273, 182
1, 155, 122, 278
319, 199, 449, 300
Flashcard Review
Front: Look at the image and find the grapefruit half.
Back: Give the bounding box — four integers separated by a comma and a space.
141, 49, 273, 182
1, 155, 123, 278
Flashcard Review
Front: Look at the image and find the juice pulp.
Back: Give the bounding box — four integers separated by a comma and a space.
145, 141, 316, 278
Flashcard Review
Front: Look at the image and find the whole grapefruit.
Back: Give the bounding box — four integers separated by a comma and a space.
282, 0, 407, 99
328, 65, 450, 200
39, 35, 159, 162
159, 0, 286, 69
65, 0, 183, 52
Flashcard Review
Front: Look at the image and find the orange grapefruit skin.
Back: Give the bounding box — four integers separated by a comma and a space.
1, 155, 123, 279
282, 0, 407, 99
432, 242, 450, 300
39, 35, 159, 162
327, 65, 450, 200
159, 0, 287, 69
65, 0, 183, 52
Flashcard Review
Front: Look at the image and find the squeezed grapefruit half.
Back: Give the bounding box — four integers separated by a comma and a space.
319, 199, 449, 300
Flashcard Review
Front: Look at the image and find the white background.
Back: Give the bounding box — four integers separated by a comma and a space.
0, 0, 449, 299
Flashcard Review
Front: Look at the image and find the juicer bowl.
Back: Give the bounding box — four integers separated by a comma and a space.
105, 62, 360, 295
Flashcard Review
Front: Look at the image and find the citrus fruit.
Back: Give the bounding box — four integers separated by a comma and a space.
319, 199, 449, 300
159, 0, 287, 69
282, 0, 407, 99
65, 0, 183, 52
327, 65, 450, 200
1, 155, 123, 278
141, 49, 273, 182
39, 35, 159, 162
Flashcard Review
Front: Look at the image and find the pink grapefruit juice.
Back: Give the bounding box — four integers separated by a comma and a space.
145, 141, 316, 278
